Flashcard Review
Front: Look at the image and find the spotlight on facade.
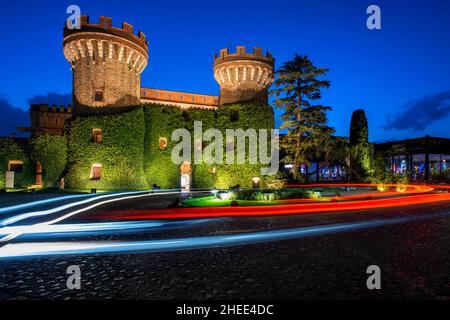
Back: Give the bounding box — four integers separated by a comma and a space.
252, 177, 261, 189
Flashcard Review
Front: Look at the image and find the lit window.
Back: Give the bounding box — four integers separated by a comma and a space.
159, 138, 168, 150
90, 164, 102, 180
94, 91, 104, 102
8, 160, 23, 173
92, 128, 102, 143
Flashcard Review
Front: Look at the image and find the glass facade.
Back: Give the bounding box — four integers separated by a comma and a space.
377, 136, 450, 182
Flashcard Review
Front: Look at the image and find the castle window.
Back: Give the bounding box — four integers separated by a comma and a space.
94, 90, 104, 102
8, 160, 23, 173
159, 137, 168, 150
90, 164, 102, 180
230, 110, 239, 122
92, 128, 102, 143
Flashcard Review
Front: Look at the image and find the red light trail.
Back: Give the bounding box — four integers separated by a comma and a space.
92, 184, 450, 220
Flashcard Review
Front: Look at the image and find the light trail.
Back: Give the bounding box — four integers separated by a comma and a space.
285, 183, 436, 192
0, 190, 208, 242
0, 190, 153, 227
93, 192, 450, 220
1, 210, 449, 260
0, 219, 213, 240
0, 193, 98, 215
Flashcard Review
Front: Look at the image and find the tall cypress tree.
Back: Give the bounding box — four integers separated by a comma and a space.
271, 54, 334, 179
349, 109, 371, 181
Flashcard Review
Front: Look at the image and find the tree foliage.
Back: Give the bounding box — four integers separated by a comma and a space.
271, 54, 335, 179
349, 109, 371, 181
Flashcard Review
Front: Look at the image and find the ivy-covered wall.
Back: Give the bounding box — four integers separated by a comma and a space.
31, 134, 68, 187
66, 107, 148, 190
63, 101, 274, 190
143, 101, 274, 189
143, 105, 216, 188
215, 102, 275, 188
0, 101, 275, 190
0, 138, 33, 189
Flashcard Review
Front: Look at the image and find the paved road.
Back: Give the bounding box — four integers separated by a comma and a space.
0, 192, 449, 300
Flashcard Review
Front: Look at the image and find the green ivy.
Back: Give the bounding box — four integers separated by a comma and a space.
63, 101, 275, 190
31, 134, 67, 186
66, 107, 148, 190
0, 138, 33, 188
215, 102, 275, 188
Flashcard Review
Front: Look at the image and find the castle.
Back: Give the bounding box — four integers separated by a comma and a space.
1, 16, 276, 190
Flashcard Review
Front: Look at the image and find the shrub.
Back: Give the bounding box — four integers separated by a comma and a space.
230, 188, 320, 201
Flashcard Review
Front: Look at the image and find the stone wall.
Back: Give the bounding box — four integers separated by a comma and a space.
30, 104, 73, 136
214, 46, 274, 105
63, 16, 148, 114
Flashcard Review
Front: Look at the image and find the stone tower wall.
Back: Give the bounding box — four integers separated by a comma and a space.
213, 46, 274, 106
30, 104, 73, 136
63, 16, 148, 114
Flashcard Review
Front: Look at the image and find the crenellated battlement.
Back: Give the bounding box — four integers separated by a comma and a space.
30, 104, 73, 114
64, 16, 148, 51
213, 46, 275, 105
63, 15, 149, 113
29, 104, 74, 136
213, 46, 274, 67
63, 15, 148, 75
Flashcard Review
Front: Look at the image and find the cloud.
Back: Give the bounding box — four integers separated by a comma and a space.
0, 96, 29, 137
27, 92, 72, 106
385, 90, 450, 131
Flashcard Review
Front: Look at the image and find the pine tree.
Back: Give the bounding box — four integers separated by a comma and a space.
271, 54, 335, 179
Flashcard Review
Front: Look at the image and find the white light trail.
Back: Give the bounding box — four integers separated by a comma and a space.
1, 211, 448, 260
0, 190, 207, 242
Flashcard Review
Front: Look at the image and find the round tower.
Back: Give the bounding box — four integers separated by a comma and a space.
63, 16, 148, 114
213, 46, 274, 106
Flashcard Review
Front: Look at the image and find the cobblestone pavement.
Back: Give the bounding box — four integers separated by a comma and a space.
1, 199, 450, 300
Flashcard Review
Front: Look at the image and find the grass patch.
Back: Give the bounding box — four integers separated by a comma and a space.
182, 196, 283, 207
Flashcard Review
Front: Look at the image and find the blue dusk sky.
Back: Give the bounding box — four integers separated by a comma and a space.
0, 0, 449, 141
